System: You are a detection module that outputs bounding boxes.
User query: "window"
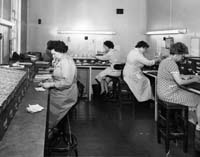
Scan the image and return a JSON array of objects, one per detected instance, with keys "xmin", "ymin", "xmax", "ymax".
[{"xmin": 0, "ymin": 0, "xmax": 21, "ymax": 64}]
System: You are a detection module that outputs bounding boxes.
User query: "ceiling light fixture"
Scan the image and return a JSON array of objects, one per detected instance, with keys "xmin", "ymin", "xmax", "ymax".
[
  {"xmin": 145, "ymin": 28, "xmax": 187, "ymax": 35},
  {"xmin": 57, "ymin": 30, "xmax": 116, "ymax": 35}
]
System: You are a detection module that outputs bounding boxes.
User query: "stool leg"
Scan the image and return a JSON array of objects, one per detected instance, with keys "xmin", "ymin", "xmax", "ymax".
[
  {"xmin": 157, "ymin": 123, "xmax": 161, "ymax": 143},
  {"xmin": 117, "ymin": 80, "xmax": 122, "ymax": 106},
  {"xmin": 74, "ymin": 148, "xmax": 78, "ymax": 157},
  {"xmin": 112, "ymin": 80, "xmax": 116, "ymax": 98},
  {"xmin": 165, "ymin": 108, "xmax": 170, "ymax": 154},
  {"xmin": 67, "ymin": 115, "xmax": 79, "ymax": 157},
  {"xmin": 157, "ymin": 105, "xmax": 161, "ymax": 144},
  {"xmin": 183, "ymin": 108, "xmax": 188, "ymax": 153}
]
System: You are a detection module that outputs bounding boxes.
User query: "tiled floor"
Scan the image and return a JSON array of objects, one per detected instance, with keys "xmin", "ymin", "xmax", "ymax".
[{"xmin": 51, "ymin": 98, "xmax": 200, "ymax": 157}]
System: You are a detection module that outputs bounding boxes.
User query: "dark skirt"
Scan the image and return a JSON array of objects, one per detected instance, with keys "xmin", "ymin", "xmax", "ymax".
[{"xmin": 48, "ymin": 83, "xmax": 78, "ymax": 129}]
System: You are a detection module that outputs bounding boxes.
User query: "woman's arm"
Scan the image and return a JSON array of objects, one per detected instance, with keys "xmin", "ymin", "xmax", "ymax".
[
  {"xmin": 96, "ymin": 51, "xmax": 112, "ymax": 61},
  {"xmin": 138, "ymin": 54, "xmax": 155, "ymax": 66},
  {"xmin": 180, "ymin": 74, "xmax": 195, "ymax": 80},
  {"xmin": 172, "ymin": 72, "xmax": 200, "ymax": 85},
  {"xmin": 53, "ymin": 60, "xmax": 76, "ymax": 89},
  {"xmin": 41, "ymin": 59, "xmax": 76, "ymax": 89}
]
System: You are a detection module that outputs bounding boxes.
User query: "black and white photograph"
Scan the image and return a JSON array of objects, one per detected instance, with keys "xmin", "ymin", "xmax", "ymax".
[{"xmin": 0, "ymin": 0, "xmax": 200, "ymax": 157}]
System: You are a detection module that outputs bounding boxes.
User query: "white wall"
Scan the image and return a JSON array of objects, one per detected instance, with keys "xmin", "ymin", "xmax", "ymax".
[
  {"xmin": 146, "ymin": 0, "xmax": 200, "ymax": 57},
  {"xmin": 27, "ymin": 0, "xmax": 147, "ymax": 59}
]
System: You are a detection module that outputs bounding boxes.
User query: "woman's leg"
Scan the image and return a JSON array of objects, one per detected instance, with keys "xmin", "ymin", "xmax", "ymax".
[
  {"xmin": 100, "ymin": 80, "xmax": 105, "ymax": 94},
  {"xmin": 196, "ymin": 104, "xmax": 200, "ymax": 130},
  {"xmin": 95, "ymin": 75, "xmax": 105, "ymax": 94},
  {"xmin": 103, "ymin": 79, "xmax": 108, "ymax": 94}
]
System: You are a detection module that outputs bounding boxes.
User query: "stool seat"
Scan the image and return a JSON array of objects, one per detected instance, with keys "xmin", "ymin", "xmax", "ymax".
[
  {"xmin": 158, "ymin": 99, "xmax": 188, "ymax": 109},
  {"xmin": 104, "ymin": 64, "xmax": 134, "ymax": 104},
  {"xmin": 157, "ymin": 99, "xmax": 188, "ymax": 154},
  {"xmin": 106, "ymin": 75, "xmax": 120, "ymax": 79}
]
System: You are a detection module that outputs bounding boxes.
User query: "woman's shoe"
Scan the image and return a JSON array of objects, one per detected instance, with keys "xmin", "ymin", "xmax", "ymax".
[
  {"xmin": 195, "ymin": 130, "xmax": 200, "ymax": 151},
  {"xmin": 100, "ymin": 90, "xmax": 106, "ymax": 95},
  {"xmin": 48, "ymin": 127, "xmax": 59, "ymax": 140},
  {"xmin": 195, "ymin": 129, "xmax": 200, "ymax": 139}
]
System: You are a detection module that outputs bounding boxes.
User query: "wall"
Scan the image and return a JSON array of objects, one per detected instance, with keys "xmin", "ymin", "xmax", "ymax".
[
  {"xmin": 21, "ymin": 0, "xmax": 27, "ymax": 53},
  {"xmin": 146, "ymin": 0, "xmax": 200, "ymax": 57},
  {"xmin": 27, "ymin": 0, "xmax": 147, "ymax": 59}
]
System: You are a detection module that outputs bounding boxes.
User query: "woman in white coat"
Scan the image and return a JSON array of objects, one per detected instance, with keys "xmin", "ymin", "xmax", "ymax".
[
  {"xmin": 123, "ymin": 41, "xmax": 159, "ymax": 102},
  {"xmin": 95, "ymin": 41, "xmax": 123, "ymax": 94}
]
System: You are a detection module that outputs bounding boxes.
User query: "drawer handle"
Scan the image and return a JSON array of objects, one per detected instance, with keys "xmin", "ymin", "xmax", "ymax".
[
  {"xmin": 9, "ymin": 109, "xmax": 13, "ymax": 118},
  {"xmin": 15, "ymin": 102, "xmax": 18, "ymax": 110},
  {"xmin": 3, "ymin": 118, "xmax": 8, "ymax": 130}
]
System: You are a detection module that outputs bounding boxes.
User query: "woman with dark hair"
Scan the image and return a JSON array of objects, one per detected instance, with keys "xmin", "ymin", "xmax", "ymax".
[
  {"xmin": 123, "ymin": 40, "xmax": 160, "ymax": 102},
  {"xmin": 43, "ymin": 40, "xmax": 54, "ymax": 62},
  {"xmin": 157, "ymin": 42, "xmax": 200, "ymax": 132},
  {"xmin": 40, "ymin": 40, "xmax": 78, "ymax": 129},
  {"xmin": 95, "ymin": 40, "xmax": 123, "ymax": 94}
]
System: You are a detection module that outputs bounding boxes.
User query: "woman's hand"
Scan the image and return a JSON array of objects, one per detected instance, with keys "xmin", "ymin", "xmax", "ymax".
[
  {"xmin": 195, "ymin": 75, "xmax": 200, "ymax": 82},
  {"xmin": 154, "ymin": 57, "xmax": 161, "ymax": 63},
  {"xmin": 191, "ymin": 75, "xmax": 200, "ymax": 83},
  {"xmin": 182, "ymin": 75, "xmax": 200, "ymax": 82},
  {"xmin": 181, "ymin": 75, "xmax": 193, "ymax": 80},
  {"xmin": 40, "ymin": 82, "xmax": 55, "ymax": 89},
  {"xmin": 91, "ymin": 55, "xmax": 97, "ymax": 59},
  {"xmin": 38, "ymin": 81, "xmax": 43, "ymax": 87}
]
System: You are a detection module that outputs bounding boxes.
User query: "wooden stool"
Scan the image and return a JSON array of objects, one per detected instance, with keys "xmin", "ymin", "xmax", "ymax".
[
  {"xmin": 106, "ymin": 75, "xmax": 122, "ymax": 103},
  {"xmin": 45, "ymin": 89, "xmax": 78, "ymax": 157},
  {"xmin": 106, "ymin": 64, "xmax": 134, "ymax": 105},
  {"xmin": 157, "ymin": 99, "xmax": 188, "ymax": 154},
  {"xmin": 47, "ymin": 110, "xmax": 78, "ymax": 156}
]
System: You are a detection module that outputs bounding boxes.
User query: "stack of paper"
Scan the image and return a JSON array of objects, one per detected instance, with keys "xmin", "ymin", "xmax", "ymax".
[
  {"xmin": 35, "ymin": 87, "xmax": 46, "ymax": 91},
  {"xmin": 34, "ymin": 74, "xmax": 52, "ymax": 82},
  {"xmin": 19, "ymin": 62, "xmax": 33, "ymax": 65},
  {"xmin": 26, "ymin": 104, "xmax": 44, "ymax": 113},
  {"xmin": 35, "ymin": 61, "xmax": 49, "ymax": 65}
]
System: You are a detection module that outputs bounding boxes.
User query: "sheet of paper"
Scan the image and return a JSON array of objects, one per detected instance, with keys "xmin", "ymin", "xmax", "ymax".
[
  {"xmin": 35, "ymin": 87, "xmax": 46, "ymax": 92},
  {"xmin": 26, "ymin": 104, "xmax": 44, "ymax": 113}
]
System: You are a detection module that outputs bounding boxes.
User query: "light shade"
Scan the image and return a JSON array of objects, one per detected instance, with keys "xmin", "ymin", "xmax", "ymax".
[
  {"xmin": 57, "ymin": 30, "xmax": 116, "ymax": 35},
  {"xmin": 145, "ymin": 28, "xmax": 187, "ymax": 35}
]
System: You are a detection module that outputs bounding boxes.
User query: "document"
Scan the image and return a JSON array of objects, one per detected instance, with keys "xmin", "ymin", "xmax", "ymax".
[
  {"xmin": 26, "ymin": 104, "xmax": 44, "ymax": 113},
  {"xmin": 35, "ymin": 87, "xmax": 46, "ymax": 92}
]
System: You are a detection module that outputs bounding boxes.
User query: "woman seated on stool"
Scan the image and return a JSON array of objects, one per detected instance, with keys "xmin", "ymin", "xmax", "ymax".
[
  {"xmin": 39, "ymin": 40, "xmax": 78, "ymax": 129},
  {"xmin": 123, "ymin": 40, "xmax": 160, "ymax": 102},
  {"xmin": 157, "ymin": 42, "xmax": 200, "ymax": 133},
  {"xmin": 95, "ymin": 40, "xmax": 123, "ymax": 95}
]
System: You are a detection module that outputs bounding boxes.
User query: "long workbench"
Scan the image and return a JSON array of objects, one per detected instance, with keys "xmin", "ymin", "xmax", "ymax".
[{"xmin": 0, "ymin": 83, "xmax": 48, "ymax": 157}]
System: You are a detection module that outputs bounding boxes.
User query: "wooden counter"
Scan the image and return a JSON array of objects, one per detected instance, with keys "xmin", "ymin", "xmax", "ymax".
[{"xmin": 0, "ymin": 83, "xmax": 48, "ymax": 157}]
